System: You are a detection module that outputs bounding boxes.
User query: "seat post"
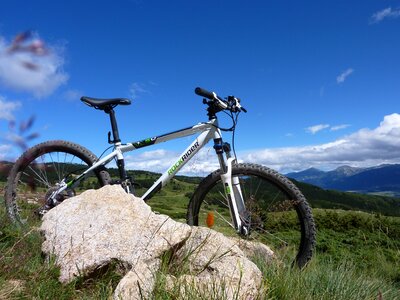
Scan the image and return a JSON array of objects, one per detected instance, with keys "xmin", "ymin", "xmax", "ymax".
[{"xmin": 106, "ymin": 107, "xmax": 121, "ymax": 144}]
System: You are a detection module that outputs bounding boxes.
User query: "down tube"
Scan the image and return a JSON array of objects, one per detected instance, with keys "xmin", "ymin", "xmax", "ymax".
[{"xmin": 141, "ymin": 129, "xmax": 214, "ymax": 201}]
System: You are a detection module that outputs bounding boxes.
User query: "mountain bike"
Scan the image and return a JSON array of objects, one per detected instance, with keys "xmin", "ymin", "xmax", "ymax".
[{"xmin": 4, "ymin": 87, "xmax": 316, "ymax": 268}]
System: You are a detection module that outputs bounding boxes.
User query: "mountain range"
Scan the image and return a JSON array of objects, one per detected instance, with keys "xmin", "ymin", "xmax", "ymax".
[{"xmin": 286, "ymin": 164, "xmax": 400, "ymax": 197}]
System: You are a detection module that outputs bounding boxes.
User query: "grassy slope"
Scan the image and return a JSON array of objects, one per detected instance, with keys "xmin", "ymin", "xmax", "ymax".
[
  {"xmin": 1, "ymin": 176, "xmax": 400, "ymax": 298},
  {"xmin": 129, "ymin": 170, "xmax": 400, "ymax": 217},
  {"xmin": 293, "ymin": 179, "xmax": 400, "ymax": 217}
]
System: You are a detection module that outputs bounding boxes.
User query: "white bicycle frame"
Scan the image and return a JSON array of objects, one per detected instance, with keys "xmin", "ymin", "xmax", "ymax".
[{"xmin": 61, "ymin": 118, "xmax": 247, "ymax": 233}]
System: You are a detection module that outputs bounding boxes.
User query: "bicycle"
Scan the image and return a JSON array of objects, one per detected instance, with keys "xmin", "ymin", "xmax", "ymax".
[{"xmin": 4, "ymin": 87, "xmax": 316, "ymax": 268}]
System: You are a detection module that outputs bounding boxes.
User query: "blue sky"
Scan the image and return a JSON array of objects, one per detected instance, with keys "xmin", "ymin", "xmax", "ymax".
[{"xmin": 1, "ymin": 1, "xmax": 400, "ymax": 174}]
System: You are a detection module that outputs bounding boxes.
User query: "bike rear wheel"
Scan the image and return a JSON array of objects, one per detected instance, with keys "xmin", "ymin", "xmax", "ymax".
[
  {"xmin": 187, "ymin": 163, "xmax": 316, "ymax": 268},
  {"xmin": 4, "ymin": 140, "xmax": 111, "ymax": 226}
]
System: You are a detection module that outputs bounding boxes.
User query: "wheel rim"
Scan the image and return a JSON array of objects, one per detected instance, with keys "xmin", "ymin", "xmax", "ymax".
[
  {"xmin": 194, "ymin": 172, "xmax": 305, "ymax": 266},
  {"xmin": 11, "ymin": 150, "xmax": 98, "ymax": 225}
]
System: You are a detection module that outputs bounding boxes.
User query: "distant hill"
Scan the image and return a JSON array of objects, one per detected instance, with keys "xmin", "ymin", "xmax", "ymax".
[
  {"xmin": 118, "ymin": 169, "xmax": 400, "ymax": 217},
  {"xmin": 286, "ymin": 164, "xmax": 400, "ymax": 197},
  {"xmin": 293, "ymin": 180, "xmax": 400, "ymax": 217},
  {"xmin": 120, "ymin": 169, "xmax": 400, "ymax": 217},
  {"xmin": 1, "ymin": 161, "xmax": 399, "ymax": 216}
]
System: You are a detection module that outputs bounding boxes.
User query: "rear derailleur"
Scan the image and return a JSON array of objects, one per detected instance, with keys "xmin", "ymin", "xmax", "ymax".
[{"xmin": 35, "ymin": 185, "xmax": 75, "ymax": 217}]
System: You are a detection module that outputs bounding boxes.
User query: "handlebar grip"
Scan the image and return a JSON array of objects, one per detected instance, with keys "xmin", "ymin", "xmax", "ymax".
[{"xmin": 195, "ymin": 87, "xmax": 215, "ymax": 100}]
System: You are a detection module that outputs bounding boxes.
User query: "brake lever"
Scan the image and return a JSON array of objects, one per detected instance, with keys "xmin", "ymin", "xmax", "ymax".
[
  {"xmin": 228, "ymin": 96, "xmax": 248, "ymax": 113},
  {"xmin": 213, "ymin": 92, "xmax": 229, "ymax": 110}
]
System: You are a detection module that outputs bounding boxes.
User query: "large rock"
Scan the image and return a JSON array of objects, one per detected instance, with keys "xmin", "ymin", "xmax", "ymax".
[
  {"xmin": 162, "ymin": 227, "xmax": 265, "ymax": 299},
  {"xmin": 41, "ymin": 185, "xmax": 191, "ymax": 284},
  {"xmin": 41, "ymin": 185, "xmax": 274, "ymax": 299}
]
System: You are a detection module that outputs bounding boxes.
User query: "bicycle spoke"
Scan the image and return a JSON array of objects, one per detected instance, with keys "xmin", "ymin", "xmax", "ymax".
[
  {"xmin": 192, "ymin": 166, "xmax": 311, "ymax": 266},
  {"xmin": 40, "ymin": 156, "xmax": 52, "ymax": 187},
  {"xmin": 253, "ymin": 177, "xmax": 262, "ymax": 196},
  {"xmin": 249, "ymin": 222, "xmax": 290, "ymax": 245},
  {"xmin": 203, "ymin": 198, "xmax": 233, "ymax": 228},
  {"xmin": 24, "ymin": 168, "xmax": 51, "ymax": 188},
  {"xmin": 49, "ymin": 152, "xmax": 61, "ymax": 182},
  {"xmin": 217, "ymin": 191, "xmax": 230, "ymax": 208},
  {"xmin": 60, "ymin": 152, "xmax": 66, "ymax": 180},
  {"xmin": 5, "ymin": 141, "xmax": 112, "ymax": 227}
]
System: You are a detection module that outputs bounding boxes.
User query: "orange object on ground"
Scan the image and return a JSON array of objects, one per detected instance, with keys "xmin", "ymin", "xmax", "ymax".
[{"xmin": 206, "ymin": 211, "xmax": 215, "ymax": 228}]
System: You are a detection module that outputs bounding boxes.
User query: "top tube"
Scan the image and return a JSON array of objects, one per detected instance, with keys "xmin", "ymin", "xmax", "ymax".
[{"xmin": 119, "ymin": 120, "xmax": 219, "ymax": 153}]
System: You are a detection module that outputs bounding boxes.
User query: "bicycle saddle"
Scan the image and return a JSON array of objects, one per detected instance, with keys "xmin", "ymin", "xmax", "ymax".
[{"xmin": 81, "ymin": 96, "xmax": 131, "ymax": 110}]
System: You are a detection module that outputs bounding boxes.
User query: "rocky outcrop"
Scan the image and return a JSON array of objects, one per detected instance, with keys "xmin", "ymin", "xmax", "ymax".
[
  {"xmin": 162, "ymin": 227, "xmax": 265, "ymax": 299},
  {"xmin": 41, "ymin": 185, "xmax": 274, "ymax": 299},
  {"xmin": 41, "ymin": 185, "xmax": 191, "ymax": 284}
]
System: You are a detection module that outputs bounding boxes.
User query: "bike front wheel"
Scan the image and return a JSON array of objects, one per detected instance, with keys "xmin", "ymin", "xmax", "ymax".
[
  {"xmin": 4, "ymin": 140, "xmax": 111, "ymax": 226},
  {"xmin": 187, "ymin": 163, "xmax": 316, "ymax": 268}
]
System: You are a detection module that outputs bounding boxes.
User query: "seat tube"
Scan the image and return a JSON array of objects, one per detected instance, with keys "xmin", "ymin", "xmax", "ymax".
[
  {"xmin": 115, "ymin": 146, "xmax": 133, "ymax": 193},
  {"xmin": 108, "ymin": 109, "xmax": 121, "ymax": 143},
  {"xmin": 106, "ymin": 108, "xmax": 130, "ymax": 190}
]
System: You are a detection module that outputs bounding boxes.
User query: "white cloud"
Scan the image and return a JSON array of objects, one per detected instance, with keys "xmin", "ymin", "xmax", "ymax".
[
  {"xmin": 370, "ymin": 7, "xmax": 400, "ymax": 24},
  {"xmin": 120, "ymin": 114, "xmax": 400, "ymax": 175},
  {"xmin": 129, "ymin": 82, "xmax": 148, "ymax": 100},
  {"xmin": 0, "ymin": 144, "xmax": 13, "ymax": 160},
  {"xmin": 306, "ymin": 124, "xmax": 330, "ymax": 134},
  {"xmin": 242, "ymin": 113, "xmax": 400, "ymax": 173},
  {"xmin": 124, "ymin": 147, "xmax": 219, "ymax": 175},
  {"xmin": 306, "ymin": 123, "xmax": 350, "ymax": 134},
  {"xmin": 63, "ymin": 89, "xmax": 84, "ymax": 102},
  {"xmin": 336, "ymin": 68, "xmax": 354, "ymax": 84},
  {"xmin": 330, "ymin": 124, "xmax": 350, "ymax": 131},
  {"xmin": 0, "ymin": 33, "xmax": 68, "ymax": 98},
  {"xmin": 0, "ymin": 96, "xmax": 21, "ymax": 121}
]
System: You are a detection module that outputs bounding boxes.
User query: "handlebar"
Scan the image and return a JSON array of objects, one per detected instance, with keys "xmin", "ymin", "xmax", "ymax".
[
  {"xmin": 195, "ymin": 87, "xmax": 247, "ymax": 113},
  {"xmin": 195, "ymin": 87, "xmax": 214, "ymax": 100}
]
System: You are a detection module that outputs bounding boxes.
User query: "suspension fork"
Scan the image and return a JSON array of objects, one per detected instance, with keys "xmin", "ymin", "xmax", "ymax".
[{"xmin": 213, "ymin": 139, "xmax": 249, "ymax": 235}]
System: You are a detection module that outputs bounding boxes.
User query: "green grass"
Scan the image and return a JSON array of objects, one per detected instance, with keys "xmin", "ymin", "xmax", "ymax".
[
  {"xmin": 1, "ymin": 177, "xmax": 400, "ymax": 299},
  {"xmin": 146, "ymin": 179, "xmax": 194, "ymax": 221},
  {"xmin": 0, "ymin": 195, "xmax": 125, "ymax": 299},
  {"xmin": 256, "ymin": 257, "xmax": 400, "ymax": 300},
  {"xmin": 313, "ymin": 209, "xmax": 400, "ymax": 285}
]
